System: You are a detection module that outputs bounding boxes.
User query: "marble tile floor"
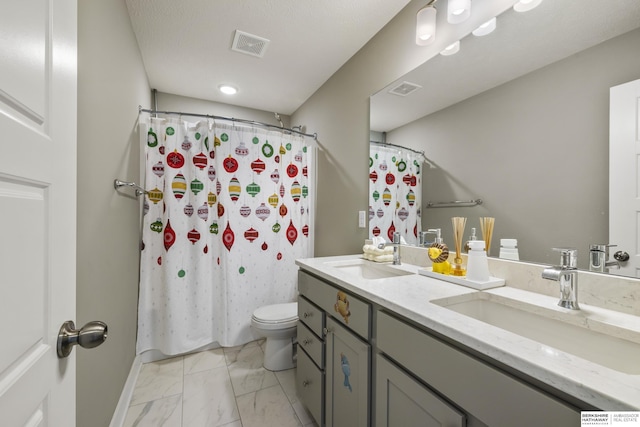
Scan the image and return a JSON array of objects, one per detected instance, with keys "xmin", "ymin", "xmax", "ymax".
[{"xmin": 124, "ymin": 339, "xmax": 319, "ymax": 427}]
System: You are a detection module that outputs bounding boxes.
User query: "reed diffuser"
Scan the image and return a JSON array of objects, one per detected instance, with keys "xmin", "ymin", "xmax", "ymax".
[
  {"xmin": 451, "ymin": 217, "xmax": 467, "ymax": 276},
  {"xmin": 479, "ymin": 217, "xmax": 495, "ymax": 256}
]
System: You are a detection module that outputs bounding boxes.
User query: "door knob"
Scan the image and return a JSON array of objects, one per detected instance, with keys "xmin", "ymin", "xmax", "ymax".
[{"xmin": 57, "ymin": 320, "xmax": 108, "ymax": 358}]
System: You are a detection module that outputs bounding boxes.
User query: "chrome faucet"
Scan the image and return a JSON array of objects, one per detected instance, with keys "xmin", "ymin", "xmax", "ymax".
[
  {"xmin": 419, "ymin": 228, "xmax": 441, "ymax": 247},
  {"xmin": 541, "ymin": 248, "xmax": 580, "ymax": 310},
  {"xmin": 378, "ymin": 232, "xmax": 401, "ymax": 265},
  {"xmin": 589, "ymin": 244, "xmax": 620, "ymax": 273}
]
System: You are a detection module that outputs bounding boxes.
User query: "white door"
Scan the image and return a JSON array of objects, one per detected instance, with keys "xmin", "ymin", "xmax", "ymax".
[
  {"xmin": 0, "ymin": 1, "xmax": 78, "ymax": 425},
  {"xmin": 610, "ymin": 78, "xmax": 640, "ymax": 278}
]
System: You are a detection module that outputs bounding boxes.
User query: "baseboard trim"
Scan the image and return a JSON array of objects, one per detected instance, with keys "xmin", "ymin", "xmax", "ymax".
[{"xmin": 109, "ymin": 355, "xmax": 143, "ymax": 427}]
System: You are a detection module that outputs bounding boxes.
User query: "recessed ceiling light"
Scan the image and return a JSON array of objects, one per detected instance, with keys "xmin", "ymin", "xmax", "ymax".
[
  {"xmin": 514, "ymin": 0, "xmax": 543, "ymax": 12},
  {"xmin": 440, "ymin": 41, "xmax": 460, "ymax": 56},
  {"xmin": 219, "ymin": 85, "xmax": 237, "ymax": 95},
  {"xmin": 472, "ymin": 17, "xmax": 497, "ymax": 36}
]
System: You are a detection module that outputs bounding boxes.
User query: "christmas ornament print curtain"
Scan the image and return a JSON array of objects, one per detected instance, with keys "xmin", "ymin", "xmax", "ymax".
[
  {"xmin": 137, "ymin": 117, "xmax": 314, "ymax": 355},
  {"xmin": 369, "ymin": 144, "xmax": 422, "ymax": 245}
]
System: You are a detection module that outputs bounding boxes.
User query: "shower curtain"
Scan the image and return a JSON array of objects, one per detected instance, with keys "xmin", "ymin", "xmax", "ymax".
[
  {"xmin": 137, "ymin": 116, "xmax": 314, "ymax": 355},
  {"xmin": 369, "ymin": 144, "xmax": 422, "ymax": 245}
]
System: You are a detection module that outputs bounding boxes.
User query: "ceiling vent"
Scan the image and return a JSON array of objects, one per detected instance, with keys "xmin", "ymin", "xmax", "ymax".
[
  {"xmin": 231, "ymin": 30, "xmax": 270, "ymax": 58},
  {"xmin": 388, "ymin": 81, "xmax": 422, "ymax": 97}
]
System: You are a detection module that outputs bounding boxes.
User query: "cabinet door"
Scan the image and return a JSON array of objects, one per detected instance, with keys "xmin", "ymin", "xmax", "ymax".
[
  {"xmin": 325, "ymin": 317, "xmax": 370, "ymax": 427},
  {"xmin": 376, "ymin": 355, "xmax": 465, "ymax": 427}
]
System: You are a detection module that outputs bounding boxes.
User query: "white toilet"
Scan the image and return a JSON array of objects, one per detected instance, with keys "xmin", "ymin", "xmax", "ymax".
[{"xmin": 251, "ymin": 302, "xmax": 298, "ymax": 371}]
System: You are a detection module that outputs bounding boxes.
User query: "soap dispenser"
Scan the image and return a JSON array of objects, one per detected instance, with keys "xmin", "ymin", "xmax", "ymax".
[
  {"xmin": 463, "ymin": 228, "xmax": 477, "ymax": 253},
  {"xmin": 466, "ymin": 240, "xmax": 490, "ymax": 282},
  {"xmin": 427, "ymin": 229, "xmax": 451, "ymax": 275}
]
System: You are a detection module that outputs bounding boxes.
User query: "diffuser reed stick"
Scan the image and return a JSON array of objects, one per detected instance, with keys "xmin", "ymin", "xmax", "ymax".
[
  {"xmin": 479, "ymin": 217, "xmax": 495, "ymax": 255},
  {"xmin": 451, "ymin": 216, "xmax": 467, "ymax": 264}
]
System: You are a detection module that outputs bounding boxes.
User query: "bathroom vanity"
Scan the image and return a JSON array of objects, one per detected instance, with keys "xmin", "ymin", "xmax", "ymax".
[
  {"xmin": 295, "ymin": 254, "xmax": 640, "ymax": 426},
  {"xmin": 297, "ymin": 269, "xmax": 371, "ymax": 426}
]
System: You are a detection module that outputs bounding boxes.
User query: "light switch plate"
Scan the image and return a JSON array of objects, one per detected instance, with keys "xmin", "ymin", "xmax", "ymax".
[{"xmin": 358, "ymin": 210, "xmax": 366, "ymax": 228}]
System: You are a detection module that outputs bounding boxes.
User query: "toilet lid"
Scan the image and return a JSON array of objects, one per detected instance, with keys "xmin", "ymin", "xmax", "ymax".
[{"xmin": 252, "ymin": 302, "xmax": 298, "ymax": 324}]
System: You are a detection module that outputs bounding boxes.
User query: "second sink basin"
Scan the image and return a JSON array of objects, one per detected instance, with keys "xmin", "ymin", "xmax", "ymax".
[
  {"xmin": 432, "ymin": 292, "xmax": 640, "ymax": 375},
  {"xmin": 325, "ymin": 259, "xmax": 413, "ymax": 280}
]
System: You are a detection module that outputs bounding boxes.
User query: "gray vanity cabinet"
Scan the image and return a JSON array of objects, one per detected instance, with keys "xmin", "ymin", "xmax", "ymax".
[
  {"xmin": 297, "ymin": 271, "xmax": 371, "ymax": 426},
  {"xmin": 376, "ymin": 354, "xmax": 465, "ymax": 427},
  {"xmin": 376, "ymin": 310, "xmax": 581, "ymax": 426}
]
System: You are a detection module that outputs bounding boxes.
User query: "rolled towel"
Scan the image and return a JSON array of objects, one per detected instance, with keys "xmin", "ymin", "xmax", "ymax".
[
  {"xmin": 372, "ymin": 236, "xmax": 385, "ymax": 247},
  {"xmin": 373, "ymin": 254, "xmax": 394, "ymax": 263}
]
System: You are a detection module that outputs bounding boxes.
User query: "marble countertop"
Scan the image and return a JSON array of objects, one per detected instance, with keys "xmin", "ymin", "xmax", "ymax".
[{"xmin": 296, "ymin": 254, "xmax": 640, "ymax": 411}]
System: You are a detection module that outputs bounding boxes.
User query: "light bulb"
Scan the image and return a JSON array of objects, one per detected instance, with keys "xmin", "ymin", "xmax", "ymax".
[
  {"xmin": 416, "ymin": 5, "xmax": 437, "ymax": 46},
  {"xmin": 219, "ymin": 85, "xmax": 237, "ymax": 95},
  {"xmin": 448, "ymin": 0, "xmax": 470, "ymax": 24},
  {"xmin": 440, "ymin": 40, "xmax": 460, "ymax": 56},
  {"xmin": 472, "ymin": 17, "xmax": 497, "ymax": 36},
  {"xmin": 514, "ymin": 0, "xmax": 543, "ymax": 12}
]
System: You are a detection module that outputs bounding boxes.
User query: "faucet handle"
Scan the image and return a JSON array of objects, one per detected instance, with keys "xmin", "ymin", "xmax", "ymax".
[
  {"xmin": 392, "ymin": 232, "xmax": 401, "ymax": 244},
  {"xmin": 552, "ymin": 247, "xmax": 577, "ymax": 268},
  {"xmin": 589, "ymin": 244, "xmax": 616, "ymax": 252}
]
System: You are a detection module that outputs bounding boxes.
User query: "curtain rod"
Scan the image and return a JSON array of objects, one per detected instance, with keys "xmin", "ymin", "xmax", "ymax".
[
  {"xmin": 369, "ymin": 140, "xmax": 434, "ymax": 167},
  {"xmin": 139, "ymin": 106, "xmax": 317, "ymax": 140}
]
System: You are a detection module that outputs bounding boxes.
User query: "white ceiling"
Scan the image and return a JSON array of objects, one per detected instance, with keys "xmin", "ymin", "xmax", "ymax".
[
  {"xmin": 125, "ymin": 0, "xmax": 640, "ymax": 125},
  {"xmin": 371, "ymin": 0, "xmax": 640, "ymax": 132},
  {"xmin": 125, "ymin": 0, "xmax": 412, "ymax": 115}
]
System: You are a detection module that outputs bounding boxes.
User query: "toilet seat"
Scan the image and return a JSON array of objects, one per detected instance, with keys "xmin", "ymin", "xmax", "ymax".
[{"xmin": 252, "ymin": 302, "xmax": 298, "ymax": 330}]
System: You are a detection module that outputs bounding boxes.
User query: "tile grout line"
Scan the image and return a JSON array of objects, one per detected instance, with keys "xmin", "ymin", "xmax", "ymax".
[
  {"xmin": 181, "ymin": 355, "xmax": 185, "ymax": 427},
  {"xmin": 225, "ymin": 346, "xmax": 244, "ymax": 427}
]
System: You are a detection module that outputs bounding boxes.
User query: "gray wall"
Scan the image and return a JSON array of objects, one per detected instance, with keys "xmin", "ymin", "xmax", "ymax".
[
  {"xmin": 387, "ymin": 28, "xmax": 640, "ymax": 268},
  {"xmin": 291, "ymin": 0, "xmax": 438, "ymax": 256},
  {"xmin": 77, "ymin": 1, "xmax": 150, "ymax": 426},
  {"xmin": 290, "ymin": 0, "xmax": 511, "ymax": 256},
  {"xmin": 156, "ymin": 92, "xmax": 291, "ymax": 128}
]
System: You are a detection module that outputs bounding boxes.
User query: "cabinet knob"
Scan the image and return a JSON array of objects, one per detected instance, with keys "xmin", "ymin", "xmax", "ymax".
[
  {"xmin": 302, "ymin": 380, "xmax": 310, "ymax": 387},
  {"xmin": 303, "ymin": 312, "xmax": 311, "ymax": 318},
  {"xmin": 302, "ymin": 338, "xmax": 312, "ymax": 345},
  {"xmin": 322, "ymin": 327, "xmax": 333, "ymax": 337}
]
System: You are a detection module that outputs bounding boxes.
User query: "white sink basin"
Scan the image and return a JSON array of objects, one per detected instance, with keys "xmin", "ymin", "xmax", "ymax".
[
  {"xmin": 432, "ymin": 292, "xmax": 640, "ymax": 374},
  {"xmin": 325, "ymin": 259, "xmax": 414, "ymax": 280}
]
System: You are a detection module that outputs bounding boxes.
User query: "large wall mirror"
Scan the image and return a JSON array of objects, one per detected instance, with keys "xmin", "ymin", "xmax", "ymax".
[{"xmin": 370, "ymin": 0, "xmax": 640, "ymax": 276}]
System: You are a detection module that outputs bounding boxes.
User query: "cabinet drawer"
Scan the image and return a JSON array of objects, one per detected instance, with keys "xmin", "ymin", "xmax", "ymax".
[
  {"xmin": 298, "ymin": 321, "xmax": 324, "ymax": 368},
  {"xmin": 297, "ymin": 345, "xmax": 324, "ymax": 427},
  {"xmin": 377, "ymin": 310, "xmax": 580, "ymax": 426},
  {"xmin": 298, "ymin": 295, "xmax": 324, "ymax": 337},
  {"xmin": 298, "ymin": 270, "xmax": 371, "ymax": 339}
]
